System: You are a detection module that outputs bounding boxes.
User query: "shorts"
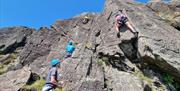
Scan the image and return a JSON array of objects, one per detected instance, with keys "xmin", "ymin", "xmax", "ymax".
[
  {"xmin": 118, "ymin": 17, "xmax": 128, "ymax": 26},
  {"xmin": 42, "ymin": 85, "xmax": 55, "ymax": 91},
  {"xmin": 65, "ymin": 52, "xmax": 72, "ymax": 58}
]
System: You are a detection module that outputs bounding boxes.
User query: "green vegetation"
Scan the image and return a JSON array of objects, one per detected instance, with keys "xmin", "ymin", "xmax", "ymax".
[
  {"xmin": 74, "ymin": 42, "xmax": 79, "ymax": 45},
  {"xmin": 126, "ymin": 1, "xmax": 144, "ymax": 6},
  {"xmin": 10, "ymin": 53, "xmax": 17, "ymax": 59},
  {"xmin": 97, "ymin": 56, "xmax": 111, "ymax": 67},
  {"xmin": 56, "ymin": 88, "xmax": 63, "ymax": 91},
  {"xmin": 0, "ymin": 64, "xmax": 4, "ymax": 75},
  {"xmin": 102, "ymin": 57, "xmax": 110, "ymax": 65},
  {"xmin": 0, "ymin": 52, "xmax": 18, "ymax": 75},
  {"xmin": 158, "ymin": 12, "xmax": 180, "ymax": 29},
  {"xmin": 0, "ymin": 64, "xmax": 3, "ymax": 69},
  {"xmin": 23, "ymin": 77, "xmax": 62, "ymax": 91},
  {"xmin": 174, "ymin": 82, "xmax": 180, "ymax": 91},
  {"xmin": 0, "ymin": 54, "xmax": 3, "ymax": 59},
  {"xmin": 85, "ymin": 42, "xmax": 92, "ymax": 49},
  {"xmin": 162, "ymin": 74, "xmax": 180, "ymax": 90},
  {"xmin": 133, "ymin": 70, "xmax": 152, "ymax": 84},
  {"xmin": 134, "ymin": 70, "xmax": 180, "ymax": 91},
  {"xmin": 23, "ymin": 77, "xmax": 46, "ymax": 91},
  {"xmin": 0, "ymin": 65, "xmax": 7, "ymax": 75},
  {"xmin": 3, "ymin": 59, "xmax": 12, "ymax": 65},
  {"xmin": 133, "ymin": 70, "xmax": 167, "ymax": 91},
  {"xmin": 163, "ymin": 74, "xmax": 174, "ymax": 84},
  {"xmin": 97, "ymin": 59, "xmax": 105, "ymax": 66},
  {"xmin": 3, "ymin": 53, "xmax": 17, "ymax": 65}
]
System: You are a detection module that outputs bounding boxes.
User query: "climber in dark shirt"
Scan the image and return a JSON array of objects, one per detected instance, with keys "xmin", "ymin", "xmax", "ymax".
[{"xmin": 42, "ymin": 59, "xmax": 64, "ymax": 91}]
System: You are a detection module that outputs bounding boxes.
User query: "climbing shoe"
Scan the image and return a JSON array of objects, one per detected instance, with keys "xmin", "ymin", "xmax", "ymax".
[
  {"xmin": 117, "ymin": 32, "xmax": 120, "ymax": 38},
  {"xmin": 134, "ymin": 32, "xmax": 138, "ymax": 37}
]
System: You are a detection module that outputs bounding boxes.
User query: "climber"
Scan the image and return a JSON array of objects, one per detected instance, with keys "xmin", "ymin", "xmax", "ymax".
[
  {"xmin": 115, "ymin": 10, "xmax": 138, "ymax": 37},
  {"xmin": 65, "ymin": 41, "xmax": 75, "ymax": 58},
  {"xmin": 82, "ymin": 16, "xmax": 90, "ymax": 24},
  {"xmin": 42, "ymin": 59, "xmax": 64, "ymax": 91}
]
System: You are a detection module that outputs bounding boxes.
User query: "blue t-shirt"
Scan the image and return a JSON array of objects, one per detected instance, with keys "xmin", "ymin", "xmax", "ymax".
[
  {"xmin": 45, "ymin": 67, "xmax": 58, "ymax": 88},
  {"xmin": 66, "ymin": 44, "xmax": 75, "ymax": 54}
]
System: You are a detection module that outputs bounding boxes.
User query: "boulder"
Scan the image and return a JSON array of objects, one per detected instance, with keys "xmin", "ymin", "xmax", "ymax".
[
  {"xmin": 104, "ymin": 66, "xmax": 144, "ymax": 91},
  {"xmin": 0, "ymin": 67, "xmax": 31, "ymax": 91}
]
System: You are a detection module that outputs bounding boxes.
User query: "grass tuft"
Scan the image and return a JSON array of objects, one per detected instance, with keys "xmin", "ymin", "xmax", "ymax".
[
  {"xmin": 23, "ymin": 77, "xmax": 46, "ymax": 91},
  {"xmin": 23, "ymin": 77, "xmax": 63, "ymax": 91},
  {"xmin": 85, "ymin": 42, "xmax": 92, "ymax": 49},
  {"xmin": 133, "ymin": 70, "xmax": 152, "ymax": 84},
  {"xmin": 97, "ymin": 59, "xmax": 105, "ymax": 66}
]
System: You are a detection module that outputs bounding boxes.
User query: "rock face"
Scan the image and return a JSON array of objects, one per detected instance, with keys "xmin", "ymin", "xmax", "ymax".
[
  {"xmin": 19, "ymin": 28, "xmax": 61, "ymax": 66},
  {"xmin": 147, "ymin": 0, "xmax": 180, "ymax": 30},
  {"xmin": 0, "ymin": 26, "xmax": 34, "ymax": 77},
  {"xmin": 105, "ymin": 0, "xmax": 180, "ymax": 80},
  {"xmin": 0, "ymin": 67, "xmax": 31, "ymax": 91},
  {"xmin": 0, "ymin": 26, "xmax": 34, "ymax": 54},
  {"xmin": 104, "ymin": 67, "xmax": 144, "ymax": 91},
  {"xmin": 0, "ymin": 0, "xmax": 180, "ymax": 91}
]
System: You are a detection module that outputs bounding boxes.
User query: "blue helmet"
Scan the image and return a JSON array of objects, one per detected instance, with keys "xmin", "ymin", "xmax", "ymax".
[
  {"xmin": 51, "ymin": 59, "xmax": 60, "ymax": 66},
  {"xmin": 68, "ymin": 41, "xmax": 73, "ymax": 45}
]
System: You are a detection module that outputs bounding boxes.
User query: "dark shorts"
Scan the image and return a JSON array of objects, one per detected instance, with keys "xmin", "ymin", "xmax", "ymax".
[
  {"xmin": 65, "ymin": 52, "xmax": 72, "ymax": 58},
  {"xmin": 118, "ymin": 17, "xmax": 128, "ymax": 26}
]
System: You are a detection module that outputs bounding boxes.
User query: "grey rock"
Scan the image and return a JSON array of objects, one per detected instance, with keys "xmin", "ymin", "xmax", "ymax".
[
  {"xmin": 1, "ymin": 0, "xmax": 180, "ymax": 91},
  {"xmin": 0, "ymin": 67, "xmax": 31, "ymax": 91},
  {"xmin": 167, "ymin": 83, "xmax": 176, "ymax": 91},
  {"xmin": 0, "ymin": 26, "xmax": 34, "ymax": 54},
  {"xmin": 103, "ymin": 0, "xmax": 180, "ymax": 80},
  {"xmin": 144, "ymin": 84, "xmax": 152, "ymax": 91},
  {"xmin": 104, "ymin": 66, "xmax": 144, "ymax": 91},
  {"xmin": 19, "ymin": 29, "xmax": 61, "ymax": 66},
  {"xmin": 25, "ymin": 16, "xmax": 105, "ymax": 91},
  {"xmin": 147, "ymin": 0, "xmax": 180, "ymax": 30}
]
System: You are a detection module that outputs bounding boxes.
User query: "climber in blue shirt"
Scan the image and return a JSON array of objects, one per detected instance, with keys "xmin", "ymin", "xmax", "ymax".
[{"xmin": 65, "ymin": 41, "xmax": 75, "ymax": 58}]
